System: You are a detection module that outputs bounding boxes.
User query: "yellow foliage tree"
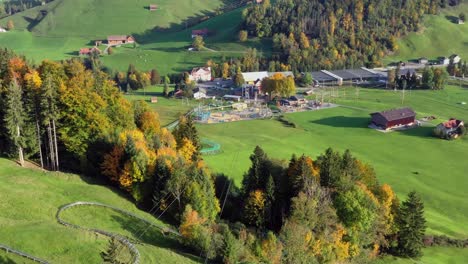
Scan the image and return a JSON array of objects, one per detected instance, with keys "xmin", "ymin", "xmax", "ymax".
[
  {"xmin": 179, "ymin": 137, "xmax": 197, "ymax": 162},
  {"xmin": 24, "ymin": 70, "xmax": 42, "ymax": 90},
  {"xmin": 243, "ymin": 189, "xmax": 265, "ymax": 227}
]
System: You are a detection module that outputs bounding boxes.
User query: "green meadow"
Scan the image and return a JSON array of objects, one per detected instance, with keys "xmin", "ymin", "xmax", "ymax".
[
  {"xmin": 0, "ymin": 0, "xmax": 262, "ymax": 75},
  {"xmin": 0, "ymin": 159, "xmax": 199, "ymax": 264},
  {"xmin": 198, "ymin": 85, "xmax": 468, "ymax": 240},
  {"xmin": 386, "ymin": 4, "xmax": 468, "ymax": 64}
]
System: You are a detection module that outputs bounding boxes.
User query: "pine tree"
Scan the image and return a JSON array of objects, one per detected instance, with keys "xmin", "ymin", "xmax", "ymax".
[
  {"xmin": 40, "ymin": 74, "xmax": 59, "ymax": 170},
  {"xmin": 101, "ymin": 237, "xmax": 123, "ymax": 263},
  {"xmin": 396, "ymin": 191, "xmax": 426, "ymax": 258},
  {"xmin": 163, "ymin": 76, "xmax": 170, "ymax": 97},
  {"xmin": 4, "ymin": 80, "xmax": 26, "ymax": 166}
]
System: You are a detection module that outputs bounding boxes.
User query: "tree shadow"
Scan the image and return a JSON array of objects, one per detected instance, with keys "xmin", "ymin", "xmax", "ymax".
[
  {"xmin": 445, "ymin": 15, "xmax": 459, "ymax": 24},
  {"xmin": 310, "ymin": 116, "xmax": 370, "ymax": 128},
  {"xmin": 396, "ymin": 126, "xmax": 436, "ymax": 138},
  {"xmin": 0, "ymin": 255, "xmax": 16, "ymax": 264},
  {"xmin": 110, "ymin": 215, "xmax": 203, "ymax": 263}
]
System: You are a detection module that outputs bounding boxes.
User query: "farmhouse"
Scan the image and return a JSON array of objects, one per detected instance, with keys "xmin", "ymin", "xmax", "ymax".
[
  {"xmin": 79, "ymin": 47, "xmax": 101, "ymax": 56},
  {"xmin": 149, "ymin": 4, "xmax": 158, "ymax": 11},
  {"xmin": 189, "ymin": 67, "xmax": 211, "ymax": 82},
  {"xmin": 439, "ymin": 56, "xmax": 450, "ymax": 65},
  {"xmin": 0, "ymin": 27, "xmax": 7, "ymax": 33},
  {"xmin": 107, "ymin": 35, "xmax": 135, "ymax": 45},
  {"xmin": 418, "ymin": 57, "xmax": 429, "ymax": 64},
  {"xmin": 450, "ymin": 54, "xmax": 461, "ymax": 64},
  {"xmin": 434, "ymin": 119, "xmax": 465, "ymax": 139},
  {"xmin": 193, "ymin": 88, "xmax": 207, "ymax": 99},
  {"xmin": 191, "ymin": 28, "xmax": 209, "ymax": 38},
  {"xmin": 242, "ymin": 71, "xmax": 269, "ymax": 89},
  {"xmin": 370, "ymin": 107, "xmax": 416, "ymax": 130}
]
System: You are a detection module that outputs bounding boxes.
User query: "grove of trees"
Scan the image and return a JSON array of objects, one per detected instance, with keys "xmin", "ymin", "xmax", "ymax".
[
  {"xmin": 241, "ymin": 0, "xmax": 461, "ymax": 72},
  {"xmin": 0, "ymin": 49, "xmax": 428, "ymax": 263}
]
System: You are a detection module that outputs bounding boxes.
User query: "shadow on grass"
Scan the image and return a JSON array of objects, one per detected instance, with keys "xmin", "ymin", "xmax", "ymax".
[
  {"xmin": 310, "ymin": 116, "xmax": 369, "ymax": 128},
  {"xmin": 396, "ymin": 126, "xmax": 436, "ymax": 138},
  {"xmin": 0, "ymin": 255, "xmax": 15, "ymax": 264},
  {"xmin": 445, "ymin": 15, "xmax": 459, "ymax": 24},
  {"xmin": 111, "ymin": 215, "xmax": 203, "ymax": 263}
]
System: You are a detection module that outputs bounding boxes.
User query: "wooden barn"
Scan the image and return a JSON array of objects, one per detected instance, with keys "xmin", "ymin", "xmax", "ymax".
[
  {"xmin": 370, "ymin": 107, "xmax": 416, "ymax": 130},
  {"xmin": 107, "ymin": 35, "xmax": 135, "ymax": 45}
]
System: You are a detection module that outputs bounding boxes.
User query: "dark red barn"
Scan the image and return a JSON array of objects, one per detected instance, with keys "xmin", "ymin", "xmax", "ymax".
[{"xmin": 370, "ymin": 107, "xmax": 416, "ymax": 129}]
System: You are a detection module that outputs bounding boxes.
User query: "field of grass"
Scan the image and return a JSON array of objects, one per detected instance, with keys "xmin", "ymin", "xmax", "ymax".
[
  {"xmin": 0, "ymin": 158, "xmax": 200, "ymax": 264},
  {"xmin": 123, "ymin": 86, "xmax": 196, "ymax": 126},
  {"xmin": 386, "ymin": 3, "xmax": 468, "ymax": 64},
  {"xmin": 198, "ymin": 85, "xmax": 468, "ymax": 241},
  {"xmin": 375, "ymin": 247, "xmax": 468, "ymax": 264},
  {"xmin": 0, "ymin": 1, "xmax": 261, "ymax": 75}
]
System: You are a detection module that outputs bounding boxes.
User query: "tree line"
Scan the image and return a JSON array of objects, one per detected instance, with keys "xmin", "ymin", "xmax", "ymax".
[
  {"xmin": 0, "ymin": 49, "xmax": 427, "ymax": 263},
  {"xmin": 241, "ymin": 0, "xmax": 460, "ymax": 72},
  {"xmin": 179, "ymin": 146, "xmax": 427, "ymax": 263},
  {"xmin": 0, "ymin": 0, "xmax": 54, "ymax": 18}
]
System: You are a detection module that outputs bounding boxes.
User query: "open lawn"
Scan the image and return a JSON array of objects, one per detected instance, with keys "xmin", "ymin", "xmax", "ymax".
[
  {"xmin": 0, "ymin": 1, "xmax": 261, "ymax": 75},
  {"xmin": 375, "ymin": 247, "xmax": 468, "ymax": 264},
  {"xmin": 386, "ymin": 3, "xmax": 468, "ymax": 64},
  {"xmin": 0, "ymin": 159, "xmax": 200, "ymax": 264},
  {"xmin": 198, "ymin": 85, "xmax": 468, "ymax": 241},
  {"xmin": 123, "ymin": 86, "xmax": 196, "ymax": 126}
]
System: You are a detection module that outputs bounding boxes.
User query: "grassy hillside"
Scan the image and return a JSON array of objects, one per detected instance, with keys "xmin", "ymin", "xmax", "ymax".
[
  {"xmin": 0, "ymin": 1, "xmax": 259, "ymax": 75},
  {"xmin": 0, "ymin": 0, "xmax": 227, "ymax": 37},
  {"xmin": 0, "ymin": 158, "xmax": 200, "ymax": 264},
  {"xmin": 0, "ymin": 0, "xmax": 264, "ymax": 74},
  {"xmin": 385, "ymin": 3, "xmax": 468, "ymax": 64},
  {"xmin": 198, "ymin": 85, "xmax": 468, "ymax": 239}
]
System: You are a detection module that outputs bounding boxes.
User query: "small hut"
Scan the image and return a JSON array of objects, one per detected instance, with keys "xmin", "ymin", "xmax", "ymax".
[
  {"xmin": 433, "ymin": 119, "xmax": 465, "ymax": 140},
  {"xmin": 149, "ymin": 4, "xmax": 158, "ymax": 11},
  {"xmin": 150, "ymin": 97, "xmax": 158, "ymax": 103}
]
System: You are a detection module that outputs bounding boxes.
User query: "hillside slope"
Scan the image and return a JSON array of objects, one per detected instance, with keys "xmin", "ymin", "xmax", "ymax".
[
  {"xmin": 0, "ymin": 0, "xmax": 229, "ymax": 36},
  {"xmin": 386, "ymin": 3, "xmax": 468, "ymax": 63},
  {"xmin": 0, "ymin": 158, "xmax": 199, "ymax": 264}
]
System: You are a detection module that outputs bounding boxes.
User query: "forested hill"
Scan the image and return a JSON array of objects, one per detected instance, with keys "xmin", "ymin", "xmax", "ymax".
[{"xmin": 242, "ymin": 0, "xmax": 461, "ymax": 72}]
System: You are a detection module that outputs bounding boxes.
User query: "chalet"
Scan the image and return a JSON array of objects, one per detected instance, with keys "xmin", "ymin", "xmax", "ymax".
[
  {"xmin": 189, "ymin": 67, "xmax": 211, "ymax": 82},
  {"xmin": 107, "ymin": 35, "xmax": 135, "ymax": 45},
  {"xmin": 418, "ymin": 57, "xmax": 429, "ymax": 64},
  {"xmin": 193, "ymin": 88, "xmax": 207, "ymax": 99},
  {"xmin": 242, "ymin": 71, "xmax": 269, "ymax": 90},
  {"xmin": 434, "ymin": 119, "xmax": 465, "ymax": 139},
  {"xmin": 149, "ymin": 4, "xmax": 158, "ymax": 11},
  {"xmin": 79, "ymin": 47, "xmax": 101, "ymax": 56},
  {"xmin": 191, "ymin": 28, "xmax": 209, "ymax": 38},
  {"xmin": 439, "ymin": 57, "xmax": 450, "ymax": 65},
  {"xmin": 450, "ymin": 54, "xmax": 461, "ymax": 64},
  {"xmin": 370, "ymin": 107, "xmax": 416, "ymax": 130},
  {"xmin": 0, "ymin": 27, "xmax": 7, "ymax": 33}
]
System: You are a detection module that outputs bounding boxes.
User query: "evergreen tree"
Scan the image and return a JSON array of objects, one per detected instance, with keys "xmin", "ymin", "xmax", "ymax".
[
  {"xmin": 396, "ymin": 191, "xmax": 426, "ymax": 258},
  {"xmin": 150, "ymin": 69, "xmax": 161, "ymax": 85},
  {"xmin": 242, "ymin": 146, "xmax": 269, "ymax": 195},
  {"xmin": 421, "ymin": 67, "xmax": 434, "ymax": 89},
  {"xmin": 101, "ymin": 237, "xmax": 123, "ymax": 263},
  {"xmin": 40, "ymin": 74, "xmax": 60, "ymax": 170},
  {"xmin": 163, "ymin": 76, "xmax": 170, "ymax": 97},
  {"xmin": 4, "ymin": 80, "xmax": 26, "ymax": 166}
]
